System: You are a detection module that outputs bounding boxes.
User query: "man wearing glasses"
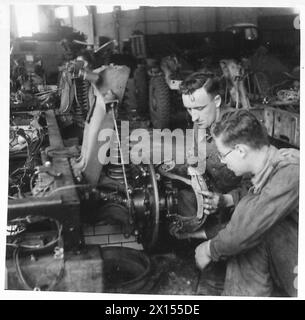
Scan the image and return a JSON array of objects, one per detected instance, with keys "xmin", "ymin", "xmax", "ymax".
[
  {"xmin": 168, "ymin": 72, "xmax": 250, "ymax": 295},
  {"xmin": 195, "ymin": 110, "xmax": 299, "ymax": 296}
]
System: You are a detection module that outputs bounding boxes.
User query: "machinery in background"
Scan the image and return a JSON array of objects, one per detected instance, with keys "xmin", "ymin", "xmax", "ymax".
[
  {"xmin": 128, "ymin": 29, "xmax": 300, "ymax": 148},
  {"xmin": 7, "ymin": 52, "xmax": 212, "ymax": 291},
  {"xmin": 57, "ymin": 58, "xmax": 208, "ymax": 250},
  {"xmin": 126, "ymin": 14, "xmax": 299, "ymax": 131},
  {"xmin": 10, "ymin": 44, "xmax": 60, "ymax": 112},
  {"xmin": 219, "ymin": 58, "xmax": 300, "ymax": 148}
]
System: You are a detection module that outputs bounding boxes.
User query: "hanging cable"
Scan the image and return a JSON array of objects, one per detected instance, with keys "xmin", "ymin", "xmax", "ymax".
[
  {"xmin": 110, "ymin": 106, "xmax": 131, "ymax": 206},
  {"xmin": 8, "ymin": 217, "xmax": 65, "ymax": 291}
]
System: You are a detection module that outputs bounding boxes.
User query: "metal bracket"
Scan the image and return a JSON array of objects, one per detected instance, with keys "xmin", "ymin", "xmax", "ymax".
[
  {"xmin": 35, "ymin": 165, "xmax": 62, "ymax": 178},
  {"xmin": 187, "ymin": 166, "xmax": 208, "ymax": 220}
]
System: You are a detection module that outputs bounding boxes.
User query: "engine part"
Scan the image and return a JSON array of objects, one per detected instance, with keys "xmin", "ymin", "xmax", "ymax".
[
  {"xmin": 73, "ymin": 78, "xmax": 90, "ymax": 127},
  {"xmin": 71, "ymin": 64, "xmax": 131, "ymax": 186},
  {"xmin": 276, "ymin": 89, "xmax": 299, "ymax": 103},
  {"xmin": 106, "ymin": 121, "xmax": 132, "ymax": 183},
  {"xmin": 220, "ymin": 59, "xmax": 251, "ymax": 109},
  {"xmin": 157, "ymin": 164, "xmax": 209, "ymax": 233},
  {"xmin": 8, "ymin": 110, "xmax": 81, "ymax": 250}
]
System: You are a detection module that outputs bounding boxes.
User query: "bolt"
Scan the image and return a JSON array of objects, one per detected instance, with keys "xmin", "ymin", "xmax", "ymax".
[
  {"xmin": 44, "ymin": 161, "xmax": 51, "ymax": 167},
  {"xmin": 30, "ymin": 254, "xmax": 37, "ymax": 262}
]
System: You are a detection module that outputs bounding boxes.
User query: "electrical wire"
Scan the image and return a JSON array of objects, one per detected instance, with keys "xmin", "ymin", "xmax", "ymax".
[
  {"xmin": 32, "ymin": 179, "xmax": 55, "ymax": 197},
  {"xmin": 111, "ymin": 108, "xmax": 131, "ymax": 205},
  {"xmin": 47, "ymin": 184, "xmax": 90, "ymax": 197},
  {"xmin": 9, "ymin": 126, "xmax": 45, "ymax": 199},
  {"xmin": 9, "ymin": 217, "xmax": 65, "ymax": 291},
  {"xmin": 13, "ymin": 242, "xmax": 65, "ymax": 291},
  {"xmin": 7, "ymin": 219, "xmax": 63, "ymax": 251}
]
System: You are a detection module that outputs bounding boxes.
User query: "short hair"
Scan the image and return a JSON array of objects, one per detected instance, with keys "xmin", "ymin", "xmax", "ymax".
[
  {"xmin": 179, "ymin": 72, "xmax": 220, "ymax": 97},
  {"xmin": 211, "ymin": 110, "xmax": 270, "ymax": 149}
]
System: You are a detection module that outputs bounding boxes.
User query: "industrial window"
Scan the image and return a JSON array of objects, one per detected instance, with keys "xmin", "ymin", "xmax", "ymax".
[
  {"xmin": 121, "ymin": 5, "xmax": 139, "ymax": 11},
  {"xmin": 244, "ymin": 28, "xmax": 258, "ymax": 40},
  {"xmin": 73, "ymin": 5, "xmax": 88, "ymax": 17},
  {"xmin": 54, "ymin": 6, "xmax": 69, "ymax": 19},
  {"xmin": 15, "ymin": 5, "xmax": 39, "ymax": 37},
  {"xmin": 96, "ymin": 5, "xmax": 114, "ymax": 14},
  {"xmin": 97, "ymin": 4, "xmax": 139, "ymax": 13}
]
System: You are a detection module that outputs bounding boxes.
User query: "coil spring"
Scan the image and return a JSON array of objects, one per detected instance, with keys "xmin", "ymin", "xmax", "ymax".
[
  {"xmin": 106, "ymin": 121, "xmax": 132, "ymax": 183},
  {"xmin": 74, "ymin": 78, "xmax": 90, "ymax": 127}
]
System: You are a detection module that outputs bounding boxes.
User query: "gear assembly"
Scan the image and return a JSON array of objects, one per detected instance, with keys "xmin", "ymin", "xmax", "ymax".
[{"xmin": 7, "ymin": 45, "xmax": 212, "ymax": 293}]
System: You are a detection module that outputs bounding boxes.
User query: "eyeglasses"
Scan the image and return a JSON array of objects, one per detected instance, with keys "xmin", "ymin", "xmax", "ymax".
[{"xmin": 217, "ymin": 148, "xmax": 235, "ymax": 161}]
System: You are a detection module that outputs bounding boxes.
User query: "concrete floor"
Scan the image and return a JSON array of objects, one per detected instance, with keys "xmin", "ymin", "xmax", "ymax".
[{"xmin": 133, "ymin": 239, "xmax": 226, "ymax": 296}]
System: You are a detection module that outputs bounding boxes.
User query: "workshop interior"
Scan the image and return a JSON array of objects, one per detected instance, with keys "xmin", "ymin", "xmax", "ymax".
[{"xmin": 6, "ymin": 4, "xmax": 300, "ymax": 295}]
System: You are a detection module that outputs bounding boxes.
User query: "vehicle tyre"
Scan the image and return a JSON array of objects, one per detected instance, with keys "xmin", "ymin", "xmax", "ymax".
[
  {"xmin": 149, "ymin": 76, "xmax": 171, "ymax": 129},
  {"xmin": 134, "ymin": 65, "xmax": 149, "ymax": 117}
]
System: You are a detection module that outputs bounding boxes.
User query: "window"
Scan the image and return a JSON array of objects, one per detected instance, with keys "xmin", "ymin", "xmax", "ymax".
[
  {"xmin": 73, "ymin": 5, "xmax": 88, "ymax": 17},
  {"xmin": 97, "ymin": 4, "xmax": 139, "ymax": 13},
  {"xmin": 15, "ymin": 5, "xmax": 39, "ymax": 37},
  {"xmin": 96, "ymin": 5, "xmax": 114, "ymax": 14},
  {"xmin": 244, "ymin": 28, "xmax": 258, "ymax": 41},
  {"xmin": 54, "ymin": 6, "xmax": 69, "ymax": 19},
  {"xmin": 121, "ymin": 5, "xmax": 139, "ymax": 11}
]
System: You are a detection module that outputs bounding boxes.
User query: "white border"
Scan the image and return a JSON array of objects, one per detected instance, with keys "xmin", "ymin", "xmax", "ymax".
[{"xmin": 0, "ymin": 0, "xmax": 304, "ymax": 300}]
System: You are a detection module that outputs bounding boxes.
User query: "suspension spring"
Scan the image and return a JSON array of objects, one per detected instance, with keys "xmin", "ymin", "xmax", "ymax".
[
  {"xmin": 106, "ymin": 121, "xmax": 132, "ymax": 183},
  {"xmin": 74, "ymin": 78, "xmax": 90, "ymax": 127}
]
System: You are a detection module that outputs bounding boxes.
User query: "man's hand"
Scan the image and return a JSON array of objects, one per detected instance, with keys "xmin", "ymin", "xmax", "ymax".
[
  {"xmin": 199, "ymin": 190, "xmax": 222, "ymax": 215},
  {"xmin": 186, "ymin": 150, "xmax": 198, "ymax": 166},
  {"xmin": 169, "ymin": 223, "xmax": 192, "ymax": 239},
  {"xmin": 169, "ymin": 222, "xmax": 207, "ymax": 240},
  {"xmin": 195, "ymin": 240, "xmax": 212, "ymax": 270}
]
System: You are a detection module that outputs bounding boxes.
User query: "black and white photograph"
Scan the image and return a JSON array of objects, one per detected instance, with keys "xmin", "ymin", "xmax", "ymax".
[{"xmin": 1, "ymin": 1, "xmax": 302, "ymax": 300}]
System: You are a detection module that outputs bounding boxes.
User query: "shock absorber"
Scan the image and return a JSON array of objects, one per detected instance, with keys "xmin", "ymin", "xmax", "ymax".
[
  {"xmin": 73, "ymin": 78, "xmax": 90, "ymax": 127},
  {"xmin": 106, "ymin": 120, "xmax": 132, "ymax": 183}
]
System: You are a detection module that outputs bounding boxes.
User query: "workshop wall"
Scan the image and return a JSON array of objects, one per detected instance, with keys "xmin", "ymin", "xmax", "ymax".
[
  {"xmin": 65, "ymin": 6, "xmax": 297, "ymax": 46},
  {"xmin": 215, "ymin": 7, "xmax": 297, "ymax": 30},
  {"xmin": 215, "ymin": 7, "xmax": 257, "ymax": 30},
  {"xmin": 73, "ymin": 16, "xmax": 93, "ymax": 42},
  {"xmin": 93, "ymin": 7, "xmax": 217, "ymax": 41},
  {"xmin": 10, "ymin": 5, "xmax": 297, "ymax": 42}
]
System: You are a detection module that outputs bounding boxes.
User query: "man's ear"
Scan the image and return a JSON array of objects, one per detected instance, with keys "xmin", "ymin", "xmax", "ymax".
[
  {"xmin": 214, "ymin": 94, "xmax": 222, "ymax": 108},
  {"xmin": 236, "ymin": 144, "xmax": 249, "ymax": 158}
]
